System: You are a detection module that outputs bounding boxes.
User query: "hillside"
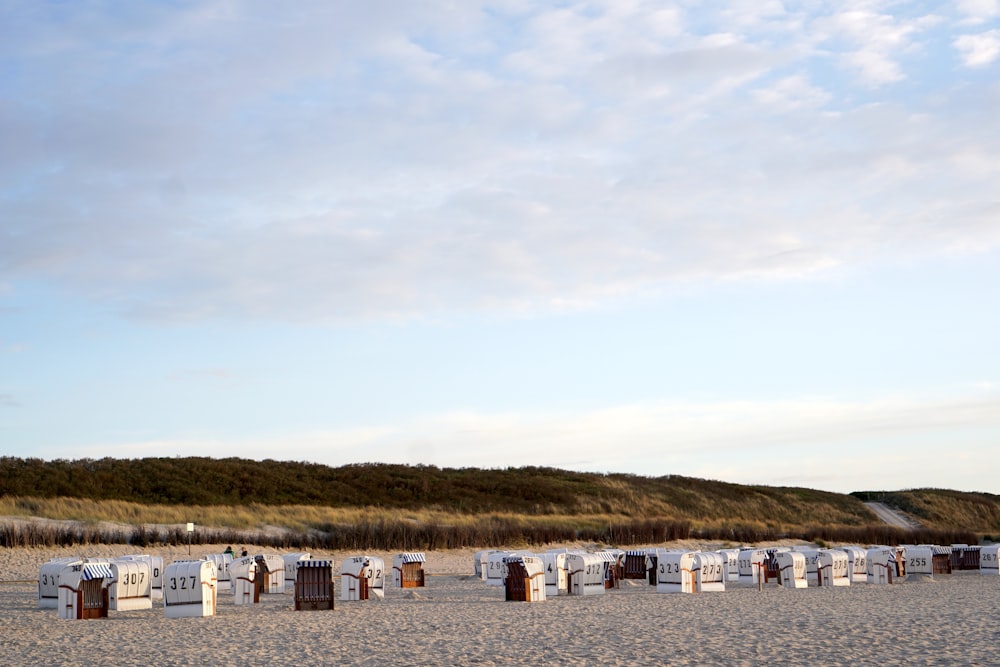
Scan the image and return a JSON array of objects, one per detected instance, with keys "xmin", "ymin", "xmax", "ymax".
[
  {"xmin": 851, "ymin": 489, "xmax": 1000, "ymax": 535},
  {"xmin": 1, "ymin": 456, "xmax": 872, "ymax": 524},
  {"xmin": 1, "ymin": 457, "xmax": 996, "ymax": 548}
]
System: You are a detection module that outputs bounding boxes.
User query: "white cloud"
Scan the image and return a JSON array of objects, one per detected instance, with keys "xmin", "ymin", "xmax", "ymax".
[
  {"xmin": 814, "ymin": 8, "xmax": 940, "ymax": 86},
  {"xmin": 2, "ymin": 2, "xmax": 999, "ymax": 325},
  {"xmin": 57, "ymin": 393, "xmax": 1000, "ymax": 493},
  {"xmin": 954, "ymin": 30, "xmax": 1000, "ymax": 66},
  {"xmin": 751, "ymin": 74, "xmax": 832, "ymax": 112},
  {"xmin": 843, "ymin": 48, "xmax": 905, "ymax": 86},
  {"xmin": 956, "ymin": 0, "xmax": 1000, "ymax": 24}
]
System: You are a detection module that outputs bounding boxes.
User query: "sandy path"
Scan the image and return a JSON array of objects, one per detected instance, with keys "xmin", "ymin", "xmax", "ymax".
[{"xmin": 863, "ymin": 502, "xmax": 923, "ymax": 530}]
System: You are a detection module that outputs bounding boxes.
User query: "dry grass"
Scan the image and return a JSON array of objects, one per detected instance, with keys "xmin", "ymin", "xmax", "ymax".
[
  {"xmin": 0, "ymin": 494, "xmax": 980, "ymax": 551},
  {"xmin": 2, "ymin": 461, "xmax": 996, "ymax": 548},
  {"xmin": 0, "ymin": 496, "xmax": 630, "ymax": 534},
  {"xmin": 868, "ymin": 489, "xmax": 1000, "ymax": 536}
]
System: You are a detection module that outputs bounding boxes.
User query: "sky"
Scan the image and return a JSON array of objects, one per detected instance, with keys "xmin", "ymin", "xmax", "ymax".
[{"xmin": 2, "ymin": 1, "xmax": 999, "ymax": 495}]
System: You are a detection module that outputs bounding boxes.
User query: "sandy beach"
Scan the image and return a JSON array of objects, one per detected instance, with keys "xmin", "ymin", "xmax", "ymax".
[{"xmin": 2, "ymin": 542, "xmax": 997, "ymax": 666}]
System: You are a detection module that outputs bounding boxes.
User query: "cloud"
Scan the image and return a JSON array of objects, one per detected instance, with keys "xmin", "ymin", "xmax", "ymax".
[
  {"xmin": 956, "ymin": 0, "xmax": 1000, "ymax": 25},
  {"xmin": 49, "ymin": 392, "xmax": 1000, "ymax": 493},
  {"xmin": 751, "ymin": 74, "xmax": 833, "ymax": 112},
  {"xmin": 954, "ymin": 30, "xmax": 1000, "ymax": 66},
  {"xmin": 2, "ymin": 2, "xmax": 998, "ymax": 324},
  {"xmin": 0, "ymin": 394, "xmax": 20, "ymax": 408},
  {"xmin": 814, "ymin": 8, "xmax": 940, "ymax": 86}
]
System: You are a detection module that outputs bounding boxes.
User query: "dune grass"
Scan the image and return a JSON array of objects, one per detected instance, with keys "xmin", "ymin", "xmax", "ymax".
[
  {"xmin": 0, "ymin": 494, "xmax": 979, "ymax": 551},
  {"xmin": 1, "ymin": 459, "xmax": 995, "ymax": 549}
]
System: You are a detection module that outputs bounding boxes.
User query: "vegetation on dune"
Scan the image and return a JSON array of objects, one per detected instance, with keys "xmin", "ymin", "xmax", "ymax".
[
  {"xmin": 851, "ymin": 488, "xmax": 1000, "ymax": 537},
  {"xmin": 0, "ymin": 457, "xmax": 994, "ymax": 549},
  {"xmin": 0, "ymin": 457, "xmax": 874, "ymax": 523}
]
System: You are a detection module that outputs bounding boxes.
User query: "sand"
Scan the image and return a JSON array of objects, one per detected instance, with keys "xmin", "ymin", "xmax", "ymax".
[{"xmin": 2, "ymin": 542, "xmax": 997, "ymax": 666}]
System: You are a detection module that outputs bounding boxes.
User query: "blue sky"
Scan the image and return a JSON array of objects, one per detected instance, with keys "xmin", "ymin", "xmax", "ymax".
[{"xmin": 2, "ymin": 1, "xmax": 999, "ymax": 494}]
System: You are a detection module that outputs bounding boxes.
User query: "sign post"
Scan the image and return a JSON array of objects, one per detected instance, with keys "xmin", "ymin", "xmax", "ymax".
[{"xmin": 187, "ymin": 522, "xmax": 195, "ymax": 556}]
